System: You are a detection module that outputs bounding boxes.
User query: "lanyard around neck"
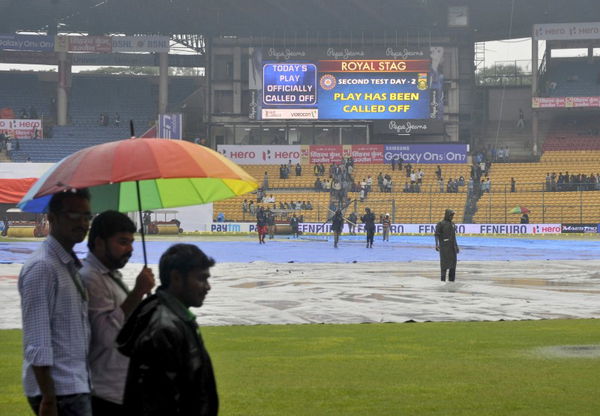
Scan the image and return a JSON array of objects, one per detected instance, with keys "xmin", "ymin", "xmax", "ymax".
[
  {"xmin": 108, "ymin": 271, "xmax": 130, "ymax": 295},
  {"xmin": 67, "ymin": 264, "xmax": 88, "ymax": 302}
]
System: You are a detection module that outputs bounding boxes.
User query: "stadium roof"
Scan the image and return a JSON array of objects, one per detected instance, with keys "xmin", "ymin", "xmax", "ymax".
[{"xmin": 0, "ymin": 0, "xmax": 598, "ymax": 42}]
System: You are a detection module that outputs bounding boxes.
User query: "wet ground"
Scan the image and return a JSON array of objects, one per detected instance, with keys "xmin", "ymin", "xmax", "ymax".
[
  {"xmin": 1, "ymin": 236, "xmax": 600, "ymax": 328},
  {"xmin": 2, "ymin": 235, "xmax": 600, "ymax": 264}
]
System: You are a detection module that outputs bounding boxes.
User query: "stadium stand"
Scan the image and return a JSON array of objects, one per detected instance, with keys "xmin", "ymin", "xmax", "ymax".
[
  {"xmin": 68, "ymin": 74, "xmax": 196, "ymax": 128},
  {"xmin": 69, "ymin": 75, "xmax": 156, "ymax": 127},
  {"xmin": 8, "ymin": 129, "xmax": 127, "ymax": 162},
  {"xmin": 473, "ymin": 149, "xmax": 600, "ymax": 224},
  {"xmin": 240, "ymin": 163, "xmax": 470, "ymax": 192},
  {"xmin": 479, "ymin": 159, "xmax": 600, "ymax": 191},
  {"xmin": 473, "ymin": 190, "xmax": 600, "ymax": 224},
  {"xmin": 541, "ymin": 116, "xmax": 600, "ymax": 152},
  {"xmin": 213, "ymin": 163, "xmax": 470, "ymax": 223},
  {"xmin": 1, "ymin": 71, "xmax": 199, "ymax": 162},
  {"xmin": 0, "ymin": 72, "xmax": 54, "ymax": 120},
  {"xmin": 544, "ymin": 58, "xmax": 600, "ymax": 97}
]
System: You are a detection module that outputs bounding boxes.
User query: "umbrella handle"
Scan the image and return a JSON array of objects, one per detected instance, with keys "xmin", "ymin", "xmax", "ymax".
[{"xmin": 136, "ymin": 180, "xmax": 148, "ymax": 267}]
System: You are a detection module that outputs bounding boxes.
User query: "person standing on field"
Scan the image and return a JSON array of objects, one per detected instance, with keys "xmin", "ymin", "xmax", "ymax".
[
  {"xmin": 435, "ymin": 209, "xmax": 459, "ymax": 282},
  {"xmin": 382, "ymin": 213, "xmax": 391, "ymax": 242},
  {"xmin": 331, "ymin": 209, "xmax": 344, "ymax": 248},
  {"xmin": 361, "ymin": 207, "xmax": 376, "ymax": 248}
]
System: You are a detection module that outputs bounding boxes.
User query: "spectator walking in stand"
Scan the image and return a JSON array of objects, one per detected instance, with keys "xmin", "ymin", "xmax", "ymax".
[{"xmin": 516, "ymin": 108, "xmax": 525, "ymax": 128}]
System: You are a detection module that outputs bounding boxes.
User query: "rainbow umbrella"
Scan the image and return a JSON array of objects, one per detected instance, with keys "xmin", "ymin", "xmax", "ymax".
[
  {"xmin": 508, "ymin": 206, "xmax": 530, "ymax": 214},
  {"xmin": 18, "ymin": 138, "xmax": 258, "ymax": 263}
]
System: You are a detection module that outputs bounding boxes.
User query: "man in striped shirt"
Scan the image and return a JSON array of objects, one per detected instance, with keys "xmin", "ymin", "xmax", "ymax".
[{"xmin": 19, "ymin": 189, "xmax": 93, "ymax": 416}]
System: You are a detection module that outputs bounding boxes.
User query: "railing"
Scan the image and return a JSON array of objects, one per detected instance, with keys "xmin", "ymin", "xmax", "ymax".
[
  {"xmin": 475, "ymin": 60, "xmax": 533, "ymax": 87},
  {"xmin": 238, "ymin": 191, "xmax": 467, "ymax": 224},
  {"xmin": 234, "ymin": 182, "xmax": 600, "ymax": 224},
  {"xmin": 476, "ymin": 181, "xmax": 600, "ymax": 223},
  {"xmin": 483, "ymin": 181, "xmax": 600, "ymax": 194}
]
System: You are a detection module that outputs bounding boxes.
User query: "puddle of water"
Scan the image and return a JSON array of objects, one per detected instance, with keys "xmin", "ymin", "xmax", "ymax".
[
  {"xmin": 231, "ymin": 281, "xmax": 278, "ymax": 288},
  {"xmin": 493, "ymin": 277, "xmax": 596, "ymax": 292},
  {"xmin": 534, "ymin": 345, "xmax": 600, "ymax": 358},
  {"xmin": 255, "ymin": 300, "xmax": 301, "ymax": 310}
]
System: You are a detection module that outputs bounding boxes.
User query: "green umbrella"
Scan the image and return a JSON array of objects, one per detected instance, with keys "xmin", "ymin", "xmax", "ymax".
[{"xmin": 508, "ymin": 206, "xmax": 530, "ymax": 214}]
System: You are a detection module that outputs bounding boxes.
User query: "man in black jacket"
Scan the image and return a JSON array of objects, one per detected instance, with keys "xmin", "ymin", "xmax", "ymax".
[
  {"xmin": 361, "ymin": 207, "xmax": 376, "ymax": 248},
  {"xmin": 117, "ymin": 244, "xmax": 218, "ymax": 416},
  {"xmin": 289, "ymin": 213, "xmax": 300, "ymax": 238},
  {"xmin": 330, "ymin": 209, "xmax": 344, "ymax": 248},
  {"xmin": 435, "ymin": 209, "xmax": 460, "ymax": 282}
]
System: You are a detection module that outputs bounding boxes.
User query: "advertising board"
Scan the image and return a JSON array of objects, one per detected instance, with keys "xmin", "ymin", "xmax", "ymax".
[
  {"xmin": 373, "ymin": 119, "xmax": 445, "ymax": 136},
  {"xmin": 532, "ymin": 96, "xmax": 600, "ymax": 109},
  {"xmin": 534, "ymin": 22, "xmax": 600, "ymax": 41},
  {"xmin": 0, "ymin": 34, "xmax": 54, "ymax": 52},
  {"xmin": 383, "ymin": 144, "xmax": 468, "ymax": 164},
  {"xmin": 561, "ymin": 224, "xmax": 598, "ymax": 233},
  {"xmin": 298, "ymin": 223, "xmax": 562, "ymax": 235},
  {"xmin": 55, "ymin": 36, "xmax": 112, "ymax": 53},
  {"xmin": 217, "ymin": 144, "xmax": 467, "ymax": 165},
  {"xmin": 208, "ymin": 222, "xmax": 563, "ymax": 235},
  {"xmin": 111, "ymin": 36, "xmax": 170, "ymax": 53},
  {"xmin": 218, "ymin": 145, "xmax": 303, "ymax": 165},
  {"xmin": 0, "ymin": 119, "xmax": 43, "ymax": 139}
]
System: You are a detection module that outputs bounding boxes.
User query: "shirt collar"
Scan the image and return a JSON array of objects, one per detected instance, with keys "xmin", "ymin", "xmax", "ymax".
[
  {"xmin": 47, "ymin": 235, "xmax": 81, "ymax": 267},
  {"xmin": 83, "ymin": 251, "xmax": 111, "ymax": 274},
  {"xmin": 157, "ymin": 288, "xmax": 197, "ymax": 323}
]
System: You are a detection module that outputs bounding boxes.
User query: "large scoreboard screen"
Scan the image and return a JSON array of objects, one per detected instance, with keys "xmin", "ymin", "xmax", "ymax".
[{"xmin": 253, "ymin": 46, "xmax": 445, "ymax": 121}]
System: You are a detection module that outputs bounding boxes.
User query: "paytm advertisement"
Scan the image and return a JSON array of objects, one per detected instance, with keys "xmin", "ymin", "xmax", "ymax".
[{"xmin": 252, "ymin": 46, "xmax": 445, "ymax": 121}]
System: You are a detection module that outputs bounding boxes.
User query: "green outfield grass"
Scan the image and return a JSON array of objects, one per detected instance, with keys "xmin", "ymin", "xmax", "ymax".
[{"xmin": 2, "ymin": 319, "xmax": 599, "ymax": 415}]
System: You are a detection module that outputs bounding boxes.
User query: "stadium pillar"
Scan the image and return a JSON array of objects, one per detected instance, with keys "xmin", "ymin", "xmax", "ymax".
[
  {"xmin": 233, "ymin": 46, "xmax": 242, "ymax": 114},
  {"xmin": 57, "ymin": 52, "xmax": 70, "ymax": 126},
  {"xmin": 531, "ymin": 38, "xmax": 539, "ymax": 155},
  {"xmin": 532, "ymin": 114, "xmax": 539, "ymax": 155},
  {"xmin": 158, "ymin": 52, "xmax": 169, "ymax": 114}
]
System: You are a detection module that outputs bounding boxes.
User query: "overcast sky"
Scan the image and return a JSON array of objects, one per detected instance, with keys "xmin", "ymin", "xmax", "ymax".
[{"xmin": 482, "ymin": 38, "xmax": 533, "ymax": 66}]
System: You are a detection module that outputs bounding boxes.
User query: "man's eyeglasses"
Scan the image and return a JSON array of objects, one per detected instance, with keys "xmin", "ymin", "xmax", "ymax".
[{"xmin": 60, "ymin": 211, "xmax": 94, "ymax": 221}]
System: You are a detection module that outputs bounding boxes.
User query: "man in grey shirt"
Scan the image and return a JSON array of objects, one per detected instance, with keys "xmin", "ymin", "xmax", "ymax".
[{"xmin": 81, "ymin": 211, "xmax": 155, "ymax": 415}]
